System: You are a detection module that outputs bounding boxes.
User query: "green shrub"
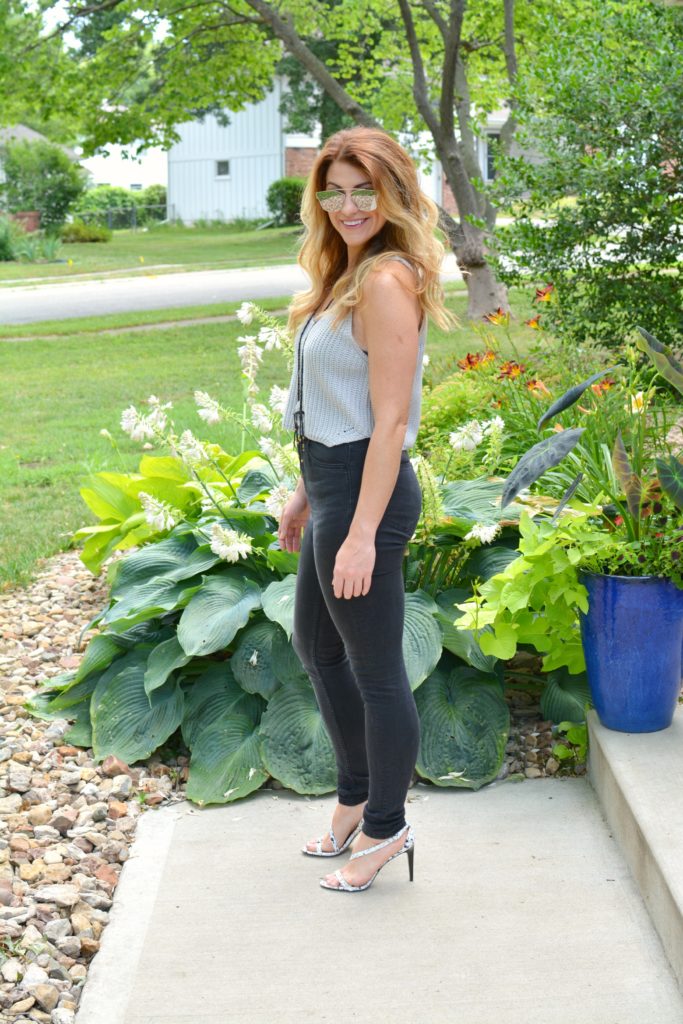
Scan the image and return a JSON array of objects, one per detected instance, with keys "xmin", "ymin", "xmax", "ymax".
[
  {"xmin": 0, "ymin": 213, "xmax": 27, "ymax": 261},
  {"xmin": 61, "ymin": 219, "xmax": 112, "ymax": 243},
  {"xmin": 0, "ymin": 139, "xmax": 88, "ymax": 234},
  {"xmin": 266, "ymin": 177, "xmax": 306, "ymax": 226},
  {"xmin": 73, "ymin": 185, "xmax": 139, "ymax": 229}
]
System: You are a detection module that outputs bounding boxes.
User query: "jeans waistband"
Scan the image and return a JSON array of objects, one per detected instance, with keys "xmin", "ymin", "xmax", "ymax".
[{"xmin": 304, "ymin": 436, "xmax": 411, "ymax": 460}]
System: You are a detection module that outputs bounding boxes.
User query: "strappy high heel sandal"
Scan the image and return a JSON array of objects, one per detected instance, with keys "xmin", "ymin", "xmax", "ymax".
[
  {"xmin": 301, "ymin": 817, "xmax": 365, "ymax": 858},
  {"xmin": 319, "ymin": 823, "xmax": 415, "ymax": 892}
]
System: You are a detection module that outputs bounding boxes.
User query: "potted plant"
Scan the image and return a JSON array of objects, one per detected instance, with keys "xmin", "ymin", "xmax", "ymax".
[{"xmin": 466, "ymin": 326, "xmax": 683, "ymax": 733}]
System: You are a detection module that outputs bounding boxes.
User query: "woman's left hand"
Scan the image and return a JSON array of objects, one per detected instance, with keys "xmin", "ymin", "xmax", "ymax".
[{"xmin": 332, "ymin": 534, "xmax": 376, "ymax": 599}]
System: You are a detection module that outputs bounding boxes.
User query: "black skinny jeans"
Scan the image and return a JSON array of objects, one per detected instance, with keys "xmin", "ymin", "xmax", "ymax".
[{"xmin": 291, "ymin": 436, "xmax": 423, "ymax": 840}]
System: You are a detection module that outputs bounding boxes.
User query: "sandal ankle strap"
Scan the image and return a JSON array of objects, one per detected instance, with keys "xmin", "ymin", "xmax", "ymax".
[{"xmin": 349, "ymin": 823, "xmax": 410, "ymax": 860}]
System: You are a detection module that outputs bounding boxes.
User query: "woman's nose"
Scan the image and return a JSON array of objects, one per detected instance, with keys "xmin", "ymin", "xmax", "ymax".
[{"xmin": 341, "ymin": 193, "xmax": 359, "ymax": 215}]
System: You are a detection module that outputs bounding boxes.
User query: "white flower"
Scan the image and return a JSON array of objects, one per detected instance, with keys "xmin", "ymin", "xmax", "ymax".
[
  {"xmin": 258, "ymin": 325, "xmax": 284, "ymax": 351},
  {"xmin": 248, "ymin": 649, "xmax": 259, "ymax": 666},
  {"xmin": 210, "ymin": 523, "xmax": 253, "ymax": 562},
  {"xmin": 139, "ymin": 491, "xmax": 180, "ymax": 532},
  {"xmin": 258, "ymin": 436, "xmax": 276, "ymax": 459},
  {"xmin": 269, "ymin": 384, "xmax": 290, "ymax": 416},
  {"xmin": 250, "ymin": 402, "xmax": 273, "ymax": 434},
  {"xmin": 422, "ymin": 353, "xmax": 430, "ymax": 367},
  {"xmin": 146, "ymin": 394, "xmax": 172, "ymax": 412},
  {"xmin": 173, "ymin": 429, "xmax": 209, "ymax": 465},
  {"xmin": 236, "ymin": 301, "xmax": 257, "ymax": 325},
  {"xmin": 464, "ymin": 522, "xmax": 501, "ymax": 544},
  {"xmin": 629, "ymin": 391, "xmax": 646, "ymax": 414},
  {"xmin": 449, "ymin": 420, "xmax": 486, "ymax": 452},
  {"xmin": 484, "ymin": 415, "xmax": 505, "ymax": 434},
  {"xmin": 194, "ymin": 390, "xmax": 221, "ymax": 425},
  {"xmin": 120, "ymin": 405, "xmax": 156, "ymax": 441},
  {"xmin": 100, "ymin": 428, "xmax": 112, "ymax": 439},
  {"xmin": 265, "ymin": 483, "xmax": 293, "ymax": 519}
]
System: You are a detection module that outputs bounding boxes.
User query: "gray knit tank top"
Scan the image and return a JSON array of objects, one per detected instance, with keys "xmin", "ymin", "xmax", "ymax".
[{"xmin": 282, "ymin": 256, "xmax": 427, "ymax": 450}]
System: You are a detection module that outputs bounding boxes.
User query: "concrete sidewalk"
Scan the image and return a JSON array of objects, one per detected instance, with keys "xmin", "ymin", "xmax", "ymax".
[{"xmin": 74, "ymin": 775, "xmax": 683, "ymax": 1024}]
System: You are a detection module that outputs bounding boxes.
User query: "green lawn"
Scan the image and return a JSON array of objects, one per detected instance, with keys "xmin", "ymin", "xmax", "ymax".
[
  {"xmin": 0, "ymin": 224, "xmax": 306, "ymax": 283},
  {"xmin": 0, "ymin": 285, "xmax": 540, "ymax": 592}
]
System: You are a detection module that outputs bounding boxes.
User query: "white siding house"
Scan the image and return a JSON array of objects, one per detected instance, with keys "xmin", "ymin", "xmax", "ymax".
[
  {"xmin": 166, "ymin": 76, "xmax": 511, "ymax": 223},
  {"xmin": 167, "ymin": 82, "xmax": 285, "ymax": 222}
]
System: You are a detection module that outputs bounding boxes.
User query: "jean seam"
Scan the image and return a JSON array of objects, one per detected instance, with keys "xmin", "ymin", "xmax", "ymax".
[{"xmin": 310, "ymin": 558, "xmax": 354, "ymax": 779}]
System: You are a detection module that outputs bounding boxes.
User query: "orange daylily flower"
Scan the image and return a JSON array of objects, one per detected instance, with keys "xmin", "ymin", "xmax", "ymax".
[
  {"xmin": 457, "ymin": 350, "xmax": 496, "ymax": 370},
  {"xmin": 526, "ymin": 378, "xmax": 551, "ymax": 396},
  {"xmin": 590, "ymin": 378, "xmax": 615, "ymax": 395},
  {"xmin": 533, "ymin": 284, "xmax": 554, "ymax": 303},
  {"xmin": 498, "ymin": 360, "xmax": 526, "ymax": 379},
  {"xmin": 483, "ymin": 307, "xmax": 510, "ymax": 326},
  {"xmin": 525, "ymin": 315, "xmax": 542, "ymax": 329}
]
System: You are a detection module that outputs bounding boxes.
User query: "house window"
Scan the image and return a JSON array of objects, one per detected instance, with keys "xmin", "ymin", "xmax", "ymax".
[
  {"xmin": 486, "ymin": 134, "xmax": 500, "ymax": 182},
  {"xmin": 216, "ymin": 160, "xmax": 230, "ymax": 177},
  {"xmin": 130, "ymin": 184, "xmax": 143, "ymax": 191}
]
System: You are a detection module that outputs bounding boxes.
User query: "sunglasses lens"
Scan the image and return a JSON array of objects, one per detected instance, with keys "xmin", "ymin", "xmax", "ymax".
[
  {"xmin": 351, "ymin": 190, "xmax": 377, "ymax": 211},
  {"xmin": 316, "ymin": 190, "xmax": 344, "ymax": 211}
]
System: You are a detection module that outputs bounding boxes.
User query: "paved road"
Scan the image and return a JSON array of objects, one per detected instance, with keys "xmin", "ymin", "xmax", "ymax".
[{"xmin": 0, "ymin": 258, "xmax": 463, "ymax": 325}]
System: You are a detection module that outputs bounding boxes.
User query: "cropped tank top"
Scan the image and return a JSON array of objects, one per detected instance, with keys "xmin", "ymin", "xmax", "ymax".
[{"xmin": 281, "ymin": 255, "xmax": 427, "ymax": 449}]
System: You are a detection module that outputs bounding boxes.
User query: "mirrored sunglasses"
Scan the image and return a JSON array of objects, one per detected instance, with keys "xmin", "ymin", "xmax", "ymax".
[{"xmin": 315, "ymin": 188, "xmax": 378, "ymax": 212}]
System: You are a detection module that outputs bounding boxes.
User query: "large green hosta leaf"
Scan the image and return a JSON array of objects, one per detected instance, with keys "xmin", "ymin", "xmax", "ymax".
[
  {"xmin": 144, "ymin": 636, "xmax": 193, "ymax": 696},
  {"xmin": 258, "ymin": 679, "xmax": 336, "ymax": 794},
  {"xmin": 237, "ymin": 464, "xmax": 281, "ymax": 503},
  {"xmin": 111, "ymin": 534, "xmax": 220, "ymax": 596},
  {"xmin": 90, "ymin": 660, "xmax": 185, "ymax": 764},
  {"xmin": 271, "ymin": 625, "xmax": 308, "ymax": 685},
  {"xmin": 435, "ymin": 588, "xmax": 498, "ymax": 674},
  {"xmin": 262, "ymin": 574, "xmax": 297, "ymax": 638},
  {"xmin": 539, "ymin": 667, "xmax": 592, "ymax": 725},
  {"xmin": 181, "ymin": 662, "xmax": 262, "ymax": 749},
  {"xmin": 440, "ymin": 477, "xmax": 508, "ymax": 534},
  {"xmin": 177, "ymin": 572, "xmax": 262, "ymax": 656},
  {"xmin": 185, "ymin": 710, "xmax": 269, "ymax": 806},
  {"xmin": 102, "ymin": 576, "xmax": 203, "ymax": 631},
  {"xmin": 230, "ymin": 619, "xmax": 282, "ymax": 698},
  {"xmin": 62, "ymin": 700, "xmax": 93, "ymax": 747},
  {"xmin": 403, "ymin": 590, "xmax": 443, "ymax": 690},
  {"xmin": 415, "ymin": 654, "xmax": 509, "ymax": 791}
]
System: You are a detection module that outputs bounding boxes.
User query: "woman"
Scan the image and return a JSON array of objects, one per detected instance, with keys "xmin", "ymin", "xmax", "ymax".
[{"xmin": 278, "ymin": 125, "xmax": 457, "ymax": 893}]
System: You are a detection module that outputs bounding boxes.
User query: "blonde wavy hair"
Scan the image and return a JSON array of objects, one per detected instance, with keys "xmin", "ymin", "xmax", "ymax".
[{"xmin": 287, "ymin": 125, "xmax": 459, "ymax": 338}]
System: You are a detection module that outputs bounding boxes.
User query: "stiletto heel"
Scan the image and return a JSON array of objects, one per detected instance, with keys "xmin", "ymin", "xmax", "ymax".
[{"xmin": 319, "ymin": 823, "xmax": 415, "ymax": 892}]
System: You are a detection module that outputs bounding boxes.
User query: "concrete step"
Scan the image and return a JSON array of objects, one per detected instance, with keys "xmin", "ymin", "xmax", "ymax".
[{"xmin": 587, "ymin": 703, "xmax": 683, "ymax": 995}]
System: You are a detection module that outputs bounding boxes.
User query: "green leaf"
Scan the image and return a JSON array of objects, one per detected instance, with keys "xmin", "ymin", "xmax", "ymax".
[
  {"xmin": 111, "ymin": 534, "xmax": 219, "ymax": 596},
  {"xmin": 636, "ymin": 326, "xmax": 683, "ymax": 396},
  {"xmin": 501, "ymin": 429, "xmax": 585, "ymax": 509},
  {"xmin": 177, "ymin": 572, "xmax": 262, "ymax": 656},
  {"xmin": 262, "ymin": 574, "xmax": 297, "ymax": 638},
  {"xmin": 90, "ymin": 664, "xmax": 185, "ymax": 764},
  {"xmin": 144, "ymin": 636, "xmax": 192, "ymax": 696},
  {"xmin": 440, "ymin": 477, "xmax": 508, "ymax": 533},
  {"xmin": 611, "ymin": 431, "xmax": 641, "ymax": 520},
  {"xmin": 185, "ymin": 710, "xmax": 269, "ymax": 806},
  {"xmin": 536, "ymin": 366, "xmax": 619, "ymax": 432},
  {"xmin": 230, "ymin": 619, "xmax": 282, "ymax": 698},
  {"xmin": 258, "ymin": 679, "xmax": 337, "ymax": 794},
  {"xmin": 539, "ymin": 667, "xmax": 592, "ymax": 724},
  {"xmin": 402, "ymin": 590, "xmax": 444, "ymax": 690},
  {"xmin": 181, "ymin": 662, "xmax": 260, "ymax": 749},
  {"xmin": 270, "ymin": 625, "xmax": 308, "ymax": 686},
  {"xmin": 656, "ymin": 456, "xmax": 683, "ymax": 511},
  {"xmin": 434, "ymin": 588, "xmax": 498, "ymax": 673},
  {"xmin": 415, "ymin": 655, "xmax": 509, "ymax": 791}
]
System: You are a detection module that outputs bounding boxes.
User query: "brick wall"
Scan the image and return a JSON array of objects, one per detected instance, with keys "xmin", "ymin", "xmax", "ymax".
[{"xmin": 285, "ymin": 147, "xmax": 318, "ymax": 178}]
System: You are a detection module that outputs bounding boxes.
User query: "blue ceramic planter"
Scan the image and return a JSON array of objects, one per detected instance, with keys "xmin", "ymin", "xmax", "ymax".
[{"xmin": 579, "ymin": 571, "xmax": 683, "ymax": 732}]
